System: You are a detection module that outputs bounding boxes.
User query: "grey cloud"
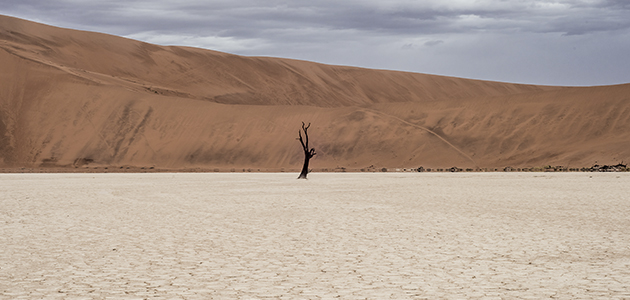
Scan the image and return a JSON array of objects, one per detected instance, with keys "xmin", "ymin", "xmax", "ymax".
[
  {"xmin": 5, "ymin": 1, "xmax": 629, "ymax": 38},
  {"xmin": 424, "ymin": 40, "xmax": 443, "ymax": 47},
  {"xmin": 595, "ymin": 0, "xmax": 630, "ymax": 9},
  {"xmin": 401, "ymin": 43, "xmax": 414, "ymax": 50}
]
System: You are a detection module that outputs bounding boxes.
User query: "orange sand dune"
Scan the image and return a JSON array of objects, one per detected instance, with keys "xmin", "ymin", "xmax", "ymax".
[{"xmin": 1, "ymin": 15, "xmax": 629, "ymax": 171}]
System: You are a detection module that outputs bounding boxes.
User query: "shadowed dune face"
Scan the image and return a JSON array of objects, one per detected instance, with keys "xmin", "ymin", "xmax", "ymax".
[{"xmin": 1, "ymin": 15, "xmax": 629, "ymax": 170}]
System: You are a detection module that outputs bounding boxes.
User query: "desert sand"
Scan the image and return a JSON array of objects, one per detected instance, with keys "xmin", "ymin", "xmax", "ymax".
[
  {"xmin": 1, "ymin": 15, "xmax": 630, "ymax": 171},
  {"xmin": 1, "ymin": 173, "xmax": 629, "ymax": 298}
]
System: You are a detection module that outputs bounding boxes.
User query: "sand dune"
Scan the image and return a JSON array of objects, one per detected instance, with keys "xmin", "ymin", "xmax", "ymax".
[{"xmin": 1, "ymin": 15, "xmax": 629, "ymax": 171}]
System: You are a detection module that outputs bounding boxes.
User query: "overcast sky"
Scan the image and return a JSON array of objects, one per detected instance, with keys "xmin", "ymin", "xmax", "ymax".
[{"xmin": 2, "ymin": 0, "xmax": 630, "ymax": 86}]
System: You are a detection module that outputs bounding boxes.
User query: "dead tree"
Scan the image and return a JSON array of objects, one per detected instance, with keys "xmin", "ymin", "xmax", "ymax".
[{"xmin": 297, "ymin": 122, "xmax": 316, "ymax": 179}]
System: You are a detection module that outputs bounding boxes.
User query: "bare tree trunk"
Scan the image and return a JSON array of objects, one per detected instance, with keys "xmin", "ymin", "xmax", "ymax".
[
  {"xmin": 297, "ymin": 122, "xmax": 316, "ymax": 179},
  {"xmin": 298, "ymin": 156, "xmax": 311, "ymax": 179}
]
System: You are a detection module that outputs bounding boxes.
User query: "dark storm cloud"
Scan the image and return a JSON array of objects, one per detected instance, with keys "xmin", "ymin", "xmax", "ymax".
[
  {"xmin": 6, "ymin": 1, "xmax": 626, "ymax": 36},
  {"xmin": 2, "ymin": 0, "xmax": 630, "ymax": 85}
]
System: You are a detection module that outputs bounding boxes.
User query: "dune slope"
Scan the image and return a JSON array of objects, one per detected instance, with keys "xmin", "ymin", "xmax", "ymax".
[{"xmin": 1, "ymin": 15, "xmax": 629, "ymax": 171}]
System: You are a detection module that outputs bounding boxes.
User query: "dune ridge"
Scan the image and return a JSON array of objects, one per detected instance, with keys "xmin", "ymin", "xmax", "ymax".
[{"xmin": 1, "ymin": 15, "xmax": 629, "ymax": 171}]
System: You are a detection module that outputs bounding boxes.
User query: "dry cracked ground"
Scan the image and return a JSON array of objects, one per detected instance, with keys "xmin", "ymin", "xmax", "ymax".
[{"xmin": 1, "ymin": 172, "xmax": 629, "ymax": 299}]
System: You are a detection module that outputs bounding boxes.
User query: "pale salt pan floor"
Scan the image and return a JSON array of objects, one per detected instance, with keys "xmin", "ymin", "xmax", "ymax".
[{"xmin": 1, "ymin": 173, "xmax": 629, "ymax": 299}]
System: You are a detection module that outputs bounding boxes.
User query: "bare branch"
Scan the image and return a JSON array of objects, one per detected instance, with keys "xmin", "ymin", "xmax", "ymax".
[
  {"xmin": 301, "ymin": 122, "xmax": 311, "ymax": 149},
  {"xmin": 298, "ymin": 130, "xmax": 306, "ymax": 149}
]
